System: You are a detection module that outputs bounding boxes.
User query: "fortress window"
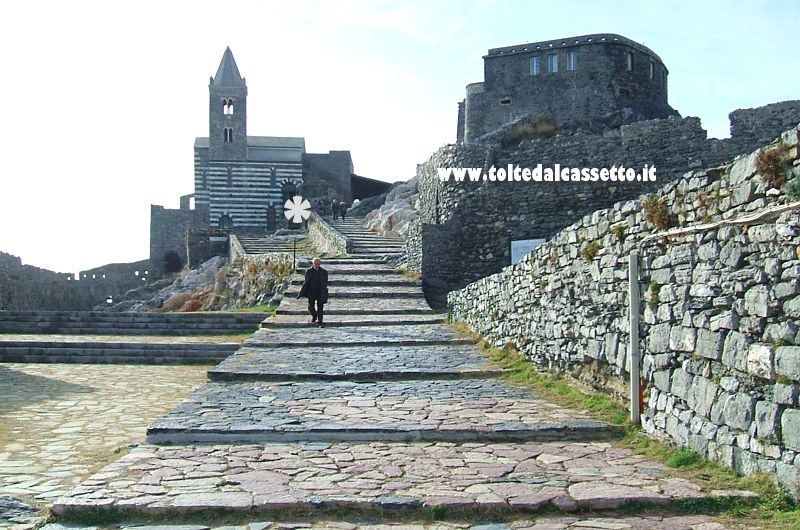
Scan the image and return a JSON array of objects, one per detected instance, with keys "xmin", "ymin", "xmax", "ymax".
[
  {"xmin": 547, "ymin": 53, "xmax": 558, "ymax": 73},
  {"xmin": 567, "ymin": 52, "xmax": 577, "ymax": 71},
  {"xmin": 626, "ymin": 52, "xmax": 634, "ymax": 71},
  {"xmin": 618, "ymin": 87, "xmax": 633, "ymax": 97},
  {"xmin": 649, "ymin": 61, "xmax": 655, "ymax": 80},
  {"xmin": 500, "ymin": 98, "xmax": 511, "ymax": 105},
  {"xmin": 530, "ymin": 56, "xmax": 540, "ymax": 76}
]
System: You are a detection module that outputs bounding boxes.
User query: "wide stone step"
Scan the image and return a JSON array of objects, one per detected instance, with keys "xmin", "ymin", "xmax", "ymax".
[
  {"xmin": 0, "ymin": 323, "xmax": 263, "ymax": 335},
  {"xmin": 260, "ymin": 314, "xmax": 444, "ymax": 327},
  {"xmin": 289, "ymin": 275, "xmax": 419, "ymax": 286},
  {"xmin": 53, "ymin": 440, "xmax": 742, "ymax": 520},
  {"xmin": 276, "ymin": 297, "xmax": 434, "ymax": 314},
  {"xmin": 0, "ymin": 310, "xmax": 268, "ymax": 324},
  {"xmin": 243, "ymin": 324, "xmax": 467, "ymax": 347},
  {"xmin": 146, "ymin": 379, "xmax": 617, "ymax": 444},
  {"xmin": 209, "ymin": 343, "xmax": 503, "ymax": 381},
  {"xmin": 284, "ymin": 287, "xmax": 424, "ymax": 298},
  {"xmin": 0, "ymin": 339, "xmax": 237, "ymax": 363}
]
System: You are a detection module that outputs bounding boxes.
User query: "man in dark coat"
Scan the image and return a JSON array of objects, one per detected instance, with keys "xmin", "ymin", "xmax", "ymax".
[{"xmin": 297, "ymin": 257, "xmax": 329, "ymax": 327}]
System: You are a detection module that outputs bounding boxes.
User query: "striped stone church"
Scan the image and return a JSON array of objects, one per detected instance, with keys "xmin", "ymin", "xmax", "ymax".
[{"xmin": 149, "ymin": 48, "xmax": 390, "ymax": 275}]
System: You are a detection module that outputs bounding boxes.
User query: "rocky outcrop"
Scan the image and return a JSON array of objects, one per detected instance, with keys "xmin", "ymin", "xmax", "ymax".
[
  {"xmin": 364, "ymin": 177, "xmax": 419, "ymax": 237},
  {"xmin": 108, "ymin": 253, "xmax": 293, "ymax": 312}
]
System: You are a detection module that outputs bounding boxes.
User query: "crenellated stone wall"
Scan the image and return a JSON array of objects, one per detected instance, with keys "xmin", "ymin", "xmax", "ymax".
[{"xmin": 448, "ymin": 125, "xmax": 800, "ymax": 497}]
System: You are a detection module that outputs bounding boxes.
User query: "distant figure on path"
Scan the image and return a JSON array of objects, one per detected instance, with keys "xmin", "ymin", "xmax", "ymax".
[
  {"xmin": 331, "ymin": 199, "xmax": 339, "ymax": 221},
  {"xmin": 340, "ymin": 201, "xmax": 347, "ymax": 221},
  {"xmin": 297, "ymin": 257, "xmax": 328, "ymax": 327}
]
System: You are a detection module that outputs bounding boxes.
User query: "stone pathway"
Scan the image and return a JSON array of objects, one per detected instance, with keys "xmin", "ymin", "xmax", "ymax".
[
  {"xmin": 48, "ymin": 220, "xmax": 750, "ymax": 528},
  {"xmin": 0, "ymin": 363, "xmax": 210, "ymax": 528}
]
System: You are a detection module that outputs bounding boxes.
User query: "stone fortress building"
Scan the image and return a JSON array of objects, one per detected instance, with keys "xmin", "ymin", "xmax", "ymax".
[
  {"xmin": 408, "ymin": 33, "xmax": 800, "ymax": 296},
  {"xmin": 149, "ymin": 48, "xmax": 390, "ymax": 276},
  {"xmin": 458, "ymin": 33, "xmax": 677, "ymax": 142}
]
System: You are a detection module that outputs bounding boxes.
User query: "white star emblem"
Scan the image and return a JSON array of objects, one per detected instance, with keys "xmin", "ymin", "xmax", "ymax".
[{"xmin": 284, "ymin": 195, "xmax": 311, "ymax": 223}]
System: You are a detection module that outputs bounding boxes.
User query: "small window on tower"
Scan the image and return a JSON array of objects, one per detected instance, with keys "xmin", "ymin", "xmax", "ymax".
[
  {"xmin": 530, "ymin": 56, "xmax": 540, "ymax": 76},
  {"xmin": 567, "ymin": 51, "xmax": 577, "ymax": 71},
  {"xmin": 547, "ymin": 53, "xmax": 558, "ymax": 73},
  {"xmin": 649, "ymin": 61, "xmax": 655, "ymax": 80},
  {"xmin": 626, "ymin": 51, "xmax": 634, "ymax": 71}
]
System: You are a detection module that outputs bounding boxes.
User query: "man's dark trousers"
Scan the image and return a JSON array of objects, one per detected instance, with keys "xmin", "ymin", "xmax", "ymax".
[{"xmin": 308, "ymin": 296, "xmax": 324, "ymax": 323}]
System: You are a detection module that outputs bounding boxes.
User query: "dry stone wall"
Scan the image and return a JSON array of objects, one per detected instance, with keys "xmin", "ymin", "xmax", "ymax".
[{"xmin": 448, "ymin": 125, "xmax": 800, "ymax": 497}]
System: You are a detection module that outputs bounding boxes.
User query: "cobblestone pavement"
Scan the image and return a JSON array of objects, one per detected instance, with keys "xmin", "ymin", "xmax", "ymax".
[
  {"xmin": 146, "ymin": 380, "xmax": 612, "ymax": 443},
  {"xmin": 209, "ymin": 344, "xmax": 502, "ymax": 380},
  {"xmin": 52, "ymin": 441, "xmax": 755, "ymax": 515},
  {"xmin": 0, "ymin": 363, "xmax": 210, "ymax": 526},
  {"xmin": 244, "ymin": 325, "xmax": 471, "ymax": 347}
]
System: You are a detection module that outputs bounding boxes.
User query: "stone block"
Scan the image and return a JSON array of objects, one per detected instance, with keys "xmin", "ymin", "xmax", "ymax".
[
  {"xmin": 669, "ymin": 326, "xmax": 696, "ymax": 352},
  {"xmin": 710, "ymin": 311, "xmax": 739, "ymax": 331},
  {"xmin": 720, "ymin": 243, "xmax": 745, "ymax": 268},
  {"xmin": 722, "ymin": 331, "xmax": 752, "ymax": 372},
  {"xmin": 775, "ymin": 346, "xmax": 800, "ymax": 382},
  {"xmin": 723, "ymin": 392, "xmax": 756, "ymax": 432},
  {"xmin": 695, "ymin": 328, "xmax": 724, "ymax": 360},
  {"xmin": 775, "ymin": 281, "xmax": 800, "ymax": 300},
  {"xmin": 728, "ymin": 151, "xmax": 757, "ymax": 185},
  {"xmin": 647, "ymin": 323, "xmax": 671, "ymax": 353},
  {"xmin": 686, "ymin": 376, "xmax": 719, "ymax": 418},
  {"xmin": 764, "ymin": 322, "xmax": 798, "ymax": 345},
  {"xmin": 781, "ymin": 409, "xmax": 800, "ymax": 451},
  {"xmin": 754, "ymin": 401, "xmax": 782, "ymax": 441},
  {"xmin": 776, "ymin": 462, "xmax": 800, "ymax": 500},
  {"xmin": 652, "ymin": 369, "xmax": 672, "ymax": 393},
  {"xmin": 784, "ymin": 295, "xmax": 800, "ymax": 318},
  {"xmin": 747, "ymin": 343, "xmax": 776, "ymax": 380},
  {"xmin": 775, "ymin": 383, "xmax": 800, "ymax": 406},
  {"xmin": 670, "ymin": 244, "xmax": 696, "ymax": 266},
  {"xmin": 744, "ymin": 284, "xmax": 774, "ymax": 317},
  {"xmin": 670, "ymin": 368, "xmax": 693, "ymax": 401}
]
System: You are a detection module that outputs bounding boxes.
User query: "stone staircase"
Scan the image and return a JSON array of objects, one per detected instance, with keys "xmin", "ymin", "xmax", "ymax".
[
  {"xmin": 0, "ymin": 311, "xmax": 267, "ymax": 364},
  {"xmin": 50, "ymin": 219, "xmax": 749, "ymax": 526},
  {"xmin": 330, "ymin": 217, "xmax": 405, "ymax": 258},
  {"xmin": 237, "ymin": 236, "xmax": 300, "ymax": 254}
]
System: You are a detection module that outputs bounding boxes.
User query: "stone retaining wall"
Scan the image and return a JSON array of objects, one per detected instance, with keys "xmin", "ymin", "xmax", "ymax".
[
  {"xmin": 308, "ymin": 211, "xmax": 350, "ymax": 256},
  {"xmin": 448, "ymin": 125, "xmax": 800, "ymax": 497}
]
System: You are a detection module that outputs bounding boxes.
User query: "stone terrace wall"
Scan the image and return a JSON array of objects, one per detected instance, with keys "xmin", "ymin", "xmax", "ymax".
[
  {"xmin": 448, "ymin": 125, "xmax": 800, "ymax": 496},
  {"xmin": 410, "ymin": 101, "xmax": 800, "ymax": 292}
]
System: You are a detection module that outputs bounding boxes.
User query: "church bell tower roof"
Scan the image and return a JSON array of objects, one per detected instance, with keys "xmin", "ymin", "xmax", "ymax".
[{"xmin": 212, "ymin": 47, "xmax": 245, "ymax": 87}]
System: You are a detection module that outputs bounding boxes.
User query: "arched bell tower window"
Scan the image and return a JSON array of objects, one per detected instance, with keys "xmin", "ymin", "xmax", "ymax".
[
  {"xmin": 223, "ymin": 128, "xmax": 233, "ymax": 142},
  {"xmin": 222, "ymin": 98, "xmax": 234, "ymax": 115}
]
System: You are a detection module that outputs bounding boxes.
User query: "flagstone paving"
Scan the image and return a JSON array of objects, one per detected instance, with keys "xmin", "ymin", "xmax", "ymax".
[
  {"xmin": 244, "ymin": 325, "xmax": 471, "ymax": 348},
  {"xmin": 145, "ymin": 380, "xmax": 615, "ymax": 444},
  {"xmin": 208, "ymin": 344, "xmax": 502, "ymax": 381},
  {"xmin": 46, "ymin": 220, "xmax": 755, "ymax": 529},
  {"xmin": 52, "ymin": 441, "xmax": 756, "ymax": 517},
  {"xmin": 0, "ymin": 363, "xmax": 210, "ymax": 529}
]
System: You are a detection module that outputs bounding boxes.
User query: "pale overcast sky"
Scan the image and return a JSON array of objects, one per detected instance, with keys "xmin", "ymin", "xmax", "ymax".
[{"xmin": 1, "ymin": 0, "xmax": 798, "ymax": 274}]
